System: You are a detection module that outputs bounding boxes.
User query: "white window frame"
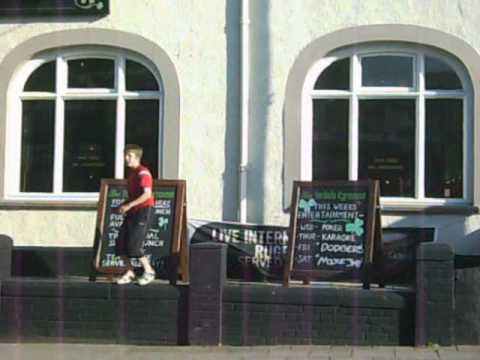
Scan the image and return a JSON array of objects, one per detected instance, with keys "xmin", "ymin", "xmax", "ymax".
[
  {"xmin": 302, "ymin": 44, "xmax": 473, "ymax": 207},
  {"xmin": 5, "ymin": 48, "xmax": 164, "ymax": 202},
  {"xmin": 358, "ymin": 52, "xmax": 417, "ymax": 92}
]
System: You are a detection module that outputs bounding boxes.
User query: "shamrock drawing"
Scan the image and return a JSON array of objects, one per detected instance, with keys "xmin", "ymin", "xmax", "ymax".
[
  {"xmin": 346, "ymin": 218, "xmax": 364, "ymax": 236},
  {"xmin": 158, "ymin": 217, "xmax": 169, "ymax": 230},
  {"xmin": 299, "ymin": 198, "xmax": 317, "ymax": 213}
]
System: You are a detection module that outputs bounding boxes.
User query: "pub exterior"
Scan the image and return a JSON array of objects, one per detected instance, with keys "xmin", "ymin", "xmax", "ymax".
[{"xmin": 0, "ymin": 0, "xmax": 480, "ymax": 346}]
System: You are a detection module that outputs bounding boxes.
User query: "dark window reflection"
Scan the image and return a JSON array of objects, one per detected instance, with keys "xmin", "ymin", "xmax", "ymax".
[
  {"xmin": 21, "ymin": 101, "xmax": 55, "ymax": 192},
  {"xmin": 362, "ymin": 56, "xmax": 413, "ymax": 87},
  {"xmin": 425, "ymin": 56, "xmax": 463, "ymax": 90},
  {"xmin": 63, "ymin": 101, "xmax": 116, "ymax": 192},
  {"xmin": 125, "ymin": 100, "xmax": 159, "ymax": 178},
  {"xmin": 359, "ymin": 100, "xmax": 415, "ymax": 196},
  {"xmin": 312, "ymin": 99, "xmax": 349, "ymax": 180},
  {"xmin": 68, "ymin": 59, "xmax": 114, "ymax": 88},
  {"xmin": 314, "ymin": 58, "xmax": 350, "ymax": 90},
  {"xmin": 426, "ymin": 99, "xmax": 463, "ymax": 198},
  {"xmin": 24, "ymin": 61, "xmax": 56, "ymax": 92},
  {"xmin": 126, "ymin": 60, "xmax": 159, "ymax": 91}
]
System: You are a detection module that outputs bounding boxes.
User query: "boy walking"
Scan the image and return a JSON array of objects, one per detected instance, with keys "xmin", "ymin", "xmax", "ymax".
[{"xmin": 115, "ymin": 144, "xmax": 156, "ymax": 286}]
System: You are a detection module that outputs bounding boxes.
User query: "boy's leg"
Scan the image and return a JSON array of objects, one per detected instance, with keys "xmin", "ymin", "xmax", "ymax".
[
  {"xmin": 126, "ymin": 208, "xmax": 150, "ymax": 258},
  {"xmin": 115, "ymin": 218, "xmax": 135, "ymax": 285},
  {"xmin": 121, "ymin": 256, "xmax": 135, "ymax": 274},
  {"xmin": 120, "ymin": 255, "xmax": 133, "ymax": 269},
  {"xmin": 116, "ymin": 256, "xmax": 135, "ymax": 285},
  {"xmin": 127, "ymin": 208, "xmax": 156, "ymax": 285},
  {"xmin": 115, "ymin": 218, "xmax": 136, "ymax": 284},
  {"xmin": 138, "ymin": 256, "xmax": 154, "ymax": 274},
  {"xmin": 137, "ymin": 255, "xmax": 155, "ymax": 286}
]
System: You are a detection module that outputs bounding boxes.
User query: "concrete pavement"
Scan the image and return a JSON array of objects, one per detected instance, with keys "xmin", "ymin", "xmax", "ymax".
[{"xmin": 0, "ymin": 344, "xmax": 479, "ymax": 360}]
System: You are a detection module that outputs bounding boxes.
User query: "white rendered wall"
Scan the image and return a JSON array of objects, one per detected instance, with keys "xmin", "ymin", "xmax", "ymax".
[
  {"xmin": 0, "ymin": 0, "xmax": 240, "ymax": 246},
  {"xmin": 0, "ymin": 0, "xmax": 480, "ymax": 253},
  {"xmin": 248, "ymin": 0, "xmax": 480, "ymax": 255}
]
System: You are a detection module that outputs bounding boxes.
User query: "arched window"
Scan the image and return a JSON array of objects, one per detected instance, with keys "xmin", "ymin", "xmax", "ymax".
[
  {"xmin": 303, "ymin": 44, "xmax": 472, "ymax": 205},
  {"xmin": 10, "ymin": 48, "xmax": 163, "ymax": 200}
]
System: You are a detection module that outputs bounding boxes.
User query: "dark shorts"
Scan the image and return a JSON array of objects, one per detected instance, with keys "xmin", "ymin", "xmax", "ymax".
[{"xmin": 115, "ymin": 207, "xmax": 153, "ymax": 258}]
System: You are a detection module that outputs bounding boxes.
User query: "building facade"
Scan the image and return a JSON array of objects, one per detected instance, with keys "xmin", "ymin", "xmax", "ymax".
[{"xmin": 0, "ymin": 0, "xmax": 479, "ymax": 256}]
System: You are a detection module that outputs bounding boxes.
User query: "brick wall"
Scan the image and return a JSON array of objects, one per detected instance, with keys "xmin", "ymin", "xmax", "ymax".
[
  {"xmin": 11, "ymin": 247, "xmax": 97, "ymax": 278},
  {"xmin": 415, "ymin": 243, "xmax": 454, "ymax": 346},
  {"xmin": 0, "ymin": 241, "xmax": 464, "ymax": 346},
  {"xmin": 222, "ymin": 285, "xmax": 414, "ymax": 346},
  {"xmin": 453, "ymin": 256, "xmax": 480, "ymax": 344},
  {"xmin": 187, "ymin": 243, "xmax": 416, "ymax": 346},
  {"xmin": 0, "ymin": 236, "xmax": 13, "ymax": 280},
  {"xmin": 0, "ymin": 278, "xmax": 187, "ymax": 345}
]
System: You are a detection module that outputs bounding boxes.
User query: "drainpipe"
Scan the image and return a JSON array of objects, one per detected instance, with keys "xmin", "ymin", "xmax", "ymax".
[{"xmin": 239, "ymin": 0, "xmax": 250, "ymax": 223}]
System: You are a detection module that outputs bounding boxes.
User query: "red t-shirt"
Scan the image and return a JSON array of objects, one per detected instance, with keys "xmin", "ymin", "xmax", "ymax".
[{"xmin": 127, "ymin": 165, "xmax": 155, "ymax": 213}]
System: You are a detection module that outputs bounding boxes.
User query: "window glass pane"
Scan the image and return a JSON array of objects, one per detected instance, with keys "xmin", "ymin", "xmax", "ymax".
[
  {"xmin": 425, "ymin": 99, "xmax": 463, "ymax": 198},
  {"xmin": 126, "ymin": 100, "xmax": 159, "ymax": 178},
  {"xmin": 24, "ymin": 61, "xmax": 56, "ymax": 92},
  {"xmin": 425, "ymin": 56, "xmax": 463, "ymax": 90},
  {"xmin": 314, "ymin": 58, "xmax": 350, "ymax": 90},
  {"xmin": 312, "ymin": 99, "xmax": 349, "ymax": 180},
  {"xmin": 361, "ymin": 55, "xmax": 413, "ymax": 87},
  {"xmin": 21, "ymin": 101, "xmax": 55, "ymax": 192},
  {"xmin": 63, "ymin": 101, "xmax": 116, "ymax": 192},
  {"xmin": 126, "ymin": 60, "xmax": 159, "ymax": 91},
  {"xmin": 359, "ymin": 100, "xmax": 415, "ymax": 197},
  {"xmin": 68, "ymin": 58, "xmax": 114, "ymax": 88}
]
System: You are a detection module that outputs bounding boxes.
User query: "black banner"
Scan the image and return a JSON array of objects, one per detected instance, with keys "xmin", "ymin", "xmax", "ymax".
[
  {"xmin": 0, "ymin": 0, "xmax": 109, "ymax": 16},
  {"xmin": 188, "ymin": 220, "xmax": 289, "ymax": 281},
  {"xmin": 188, "ymin": 219, "xmax": 434, "ymax": 284}
]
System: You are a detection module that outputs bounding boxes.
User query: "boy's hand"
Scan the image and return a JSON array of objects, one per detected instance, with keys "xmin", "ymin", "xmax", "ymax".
[{"xmin": 118, "ymin": 203, "xmax": 131, "ymax": 215}]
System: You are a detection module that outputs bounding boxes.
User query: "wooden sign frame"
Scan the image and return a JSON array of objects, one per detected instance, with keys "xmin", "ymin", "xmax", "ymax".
[
  {"xmin": 91, "ymin": 179, "xmax": 188, "ymax": 283},
  {"xmin": 283, "ymin": 180, "xmax": 384, "ymax": 289}
]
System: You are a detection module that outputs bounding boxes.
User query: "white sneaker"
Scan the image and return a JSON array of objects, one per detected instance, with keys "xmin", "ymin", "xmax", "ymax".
[
  {"xmin": 116, "ymin": 271, "xmax": 135, "ymax": 285},
  {"xmin": 137, "ymin": 271, "xmax": 155, "ymax": 286}
]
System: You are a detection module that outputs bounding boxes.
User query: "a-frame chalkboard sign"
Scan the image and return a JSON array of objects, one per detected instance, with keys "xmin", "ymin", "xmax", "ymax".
[
  {"xmin": 91, "ymin": 179, "xmax": 189, "ymax": 284},
  {"xmin": 283, "ymin": 180, "xmax": 384, "ymax": 289}
]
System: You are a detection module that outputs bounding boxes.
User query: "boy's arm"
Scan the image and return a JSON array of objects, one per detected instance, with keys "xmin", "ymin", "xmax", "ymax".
[{"xmin": 118, "ymin": 187, "xmax": 152, "ymax": 214}]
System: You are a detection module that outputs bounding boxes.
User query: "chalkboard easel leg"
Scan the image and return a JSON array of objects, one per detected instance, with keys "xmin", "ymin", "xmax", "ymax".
[
  {"xmin": 362, "ymin": 263, "xmax": 372, "ymax": 290},
  {"xmin": 89, "ymin": 262, "xmax": 97, "ymax": 282},
  {"xmin": 377, "ymin": 269, "xmax": 386, "ymax": 288},
  {"xmin": 168, "ymin": 255, "xmax": 179, "ymax": 286},
  {"xmin": 375, "ymin": 255, "xmax": 386, "ymax": 288}
]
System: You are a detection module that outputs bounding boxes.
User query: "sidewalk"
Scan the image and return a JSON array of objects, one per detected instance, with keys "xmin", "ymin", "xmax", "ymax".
[{"xmin": 0, "ymin": 344, "xmax": 479, "ymax": 360}]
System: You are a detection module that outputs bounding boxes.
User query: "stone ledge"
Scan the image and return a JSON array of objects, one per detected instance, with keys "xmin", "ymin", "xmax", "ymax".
[
  {"xmin": 223, "ymin": 284, "xmax": 413, "ymax": 309},
  {"xmin": 1, "ymin": 277, "xmax": 181, "ymax": 300}
]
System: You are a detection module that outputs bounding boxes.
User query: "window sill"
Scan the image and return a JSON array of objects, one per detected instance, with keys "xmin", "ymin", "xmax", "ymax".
[
  {"xmin": 380, "ymin": 203, "xmax": 479, "ymax": 215},
  {"xmin": 0, "ymin": 200, "xmax": 98, "ymax": 211}
]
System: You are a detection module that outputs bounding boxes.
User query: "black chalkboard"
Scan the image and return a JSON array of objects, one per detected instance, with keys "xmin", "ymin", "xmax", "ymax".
[
  {"xmin": 92, "ymin": 179, "xmax": 188, "ymax": 282},
  {"xmin": 284, "ymin": 180, "xmax": 383, "ymax": 288},
  {"xmin": 0, "ymin": 0, "xmax": 110, "ymax": 16}
]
